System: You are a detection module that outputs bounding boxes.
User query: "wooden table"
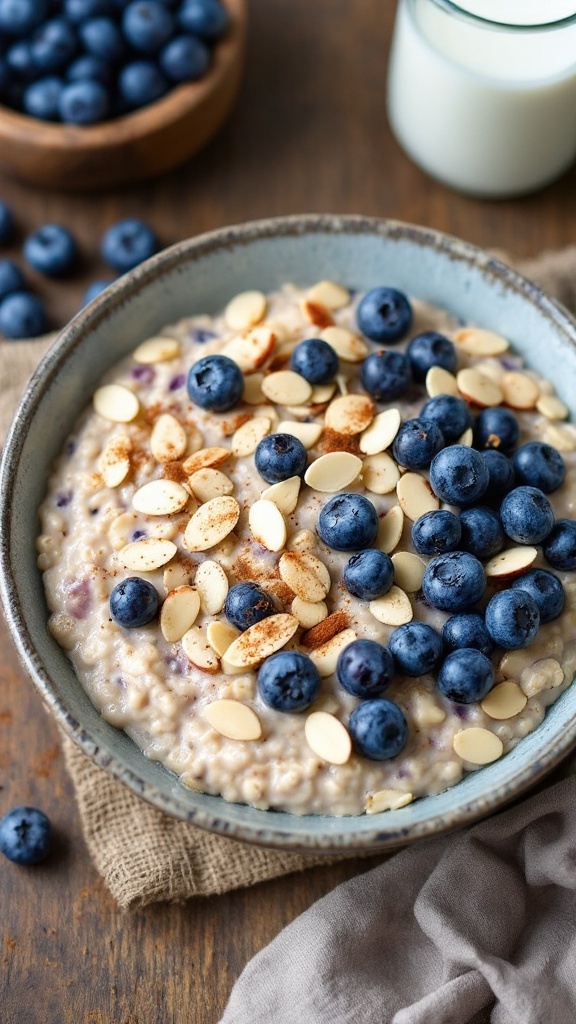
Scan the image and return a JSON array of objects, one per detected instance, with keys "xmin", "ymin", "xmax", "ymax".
[{"xmin": 2, "ymin": 2, "xmax": 576, "ymax": 1021}]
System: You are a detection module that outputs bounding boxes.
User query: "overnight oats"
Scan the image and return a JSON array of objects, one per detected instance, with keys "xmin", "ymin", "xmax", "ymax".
[{"xmin": 37, "ymin": 279, "xmax": 576, "ymax": 816}]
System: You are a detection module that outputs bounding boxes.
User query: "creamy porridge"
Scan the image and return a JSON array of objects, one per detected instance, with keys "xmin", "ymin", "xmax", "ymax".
[{"xmin": 37, "ymin": 280, "xmax": 576, "ymax": 816}]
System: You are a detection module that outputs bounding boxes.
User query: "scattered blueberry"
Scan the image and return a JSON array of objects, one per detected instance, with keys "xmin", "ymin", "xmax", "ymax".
[
  {"xmin": 83, "ymin": 278, "xmax": 113, "ymax": 304},
  {"xmin": 420, "ymin": 394, "xmax": 472, "ymax": 444},
  {"xmin": 485, "ymin": 589, "xmax": 540, "ymax": 650},
  {"xmin": 0, "ymin": 258, "xmax": 24, "ymax": 299},
  {"xmin": 543, "ymin": 519, "xmax": 576, "ymax": 571},
  {"xmin": 458, "ymin": 506, "xmax": 504, "ymax": 561},
  {"xmin": 110, "ymin": 576, "xmax": 159, "ymax": 627},
  {"xmin": 59, "ymin": 78, "xmax": 110, "ymax": 123},
  {"xmin": 356, "ymin": 286, "xmax": 412, "ymax": 343},
  {"xmin": 336, "ymin": 639, "xmax": 395, "ymax": 698},
  {"xmin": 224, "ymin": 581, "xmax": 275, "ymax": 631},
  {"xmin": 437, "ymin": 649, "xmax": 494, "ymax": 704},
  {"xmin": 0, "ymin": 291, "xmax": 47, "ymax": 337},
  {"xmin": 190, "ymin": 327, "xmax": 217, "ymax": 344},
  {"xmin": 421, "ymin": 550, "xmax": 486, "ymax": 612},
  {"xmin": 159, "ymin": 33, "xmax": 209, "ymax": 81},
  {"xmin": 23, "ymin": 74, "xmax": 66, "ymax": 119},
  {"xmin": 429, "ymin": 445, "xmax": 489, "ymax": 506},
  {"xmin": 290, "ymin": 337, "xmax": 338, "ymax": 385},
  {"xmin": 510, "ymin": 569, "xmax": 565, "ymax": 624},
  {"xmin": 442, "ymin": 613, "xmax": 494, "ymax": 657},
  {"xmin": 343, "ymin": 549, "xmax": 394, "ymax": 600},
  {"xmin": 123, "ymin": 1, "xmax": 174, "ymax": 54},
  {"xmin": 32, "ymin": 18, "xmax": 78, "ymax": 72},
  {"xmin": 392, "ymin": 417, "xmax": 445, "ymax": 470},
  {"xmin": 0, "ymin": 0, "xmax": 49, "ymax": 36},
  {"xmin": 411, "ymin": 509, "xmax": 461, "ymax": 556},
  {"xmin": 0, "ymin": 199, "xmax": 14, "ymax": 244},
  {"xmin": 389, "ymin": 622, "xmax": 443, "ymax": 676},
  {"xmin": 79, "ymin": 16, "xmax": 125, "ymax": 61},
  {"xmin": 24, "ymin": 223, "xmax": 77, "ymax": 276},
  {"xmin": 499, "ymin": 486, "xmax": 554, "ymax": 545},
  {"xmin": 257, "ymin": 651, "xmax": 320, "ymax": 712},
  {"xmin": 474, "ymin": 407, "xmax": 519, "ymax": 454},
  {"xmin": 317, "ymin": 492, "xmax": 379, "ymax": 551},
  {"xmin": 406, "ymin": 330, "xmax": 457, "ymax": 382},
  {"xmin": 178, "ymin": 0, "xmax": 229, "ymax": 41},
  {"xmin": 186, "ymin": 353, "xmax": 243, "ymax": 413},
  {"xmin": 101, "ymin": 218, "xmax": 158, "ymax": 272},
  {"xmin": 254, "ymin": 432, "xmax": 307, "ymax": 484},
  {"xmin": 0, "ymin": 806, "xmax": 52, "ymax": 865},
  {"xmin": 67, "ymin": 53, "xmax": 112, "ymax": 85},
  {"xmin": 360, "ymin": 349, "xmax": 412, "ymax": 402},
  {"xmin": 513, "ymin": 441, "xmax": 565, "ymax": 494},
  {"xmin": 480, "ymin": 449, "xmax": 516, "ymax": 503},
  {"xmin": 64, "ymin": 0, "xmax": 115, "ymax": 24},
  {"xmin": 348, "ymin": 698, "xmax": 408, "ymax": 760}
]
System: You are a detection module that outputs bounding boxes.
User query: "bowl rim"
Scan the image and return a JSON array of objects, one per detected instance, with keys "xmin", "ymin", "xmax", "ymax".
[{"xmin": 3, "ymin": 212, "xmax": 576, "ymax": 852}]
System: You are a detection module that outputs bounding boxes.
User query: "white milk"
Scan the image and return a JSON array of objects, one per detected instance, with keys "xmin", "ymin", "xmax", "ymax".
[{"xmin": 387, "ymin": 0, "xmax": 576, "ymax": 197}]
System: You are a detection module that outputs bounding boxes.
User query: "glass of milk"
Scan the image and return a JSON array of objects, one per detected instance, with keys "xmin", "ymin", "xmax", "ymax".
[{"xmin": 387, "ymin": 0, "xmax": 576, "ymax": 197}]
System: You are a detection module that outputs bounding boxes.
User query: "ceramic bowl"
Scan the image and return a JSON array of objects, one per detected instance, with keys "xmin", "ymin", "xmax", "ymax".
[
  {"xmin": 0, "ymin": 0, "xmax": 245, "ymax": 191},
  {"xmin": 2, "ymin": 215, "xmax": 576, "ymax": 852}
]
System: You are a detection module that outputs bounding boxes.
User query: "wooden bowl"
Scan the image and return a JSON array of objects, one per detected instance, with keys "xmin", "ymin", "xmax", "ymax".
[{"xmin": 0, "ymin": 0, "xmax": 246, "ymax": 192}]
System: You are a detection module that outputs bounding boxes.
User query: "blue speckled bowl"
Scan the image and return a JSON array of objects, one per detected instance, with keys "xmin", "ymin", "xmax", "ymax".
[{"xmin": 2, "ymin": 215, "xmax": 576, "ymax": 852}]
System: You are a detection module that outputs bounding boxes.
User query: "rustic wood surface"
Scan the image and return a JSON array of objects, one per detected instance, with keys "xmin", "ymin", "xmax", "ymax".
[{"xmin": 2, "ymin": 2, "xmax": 576, "ymax": 1022}]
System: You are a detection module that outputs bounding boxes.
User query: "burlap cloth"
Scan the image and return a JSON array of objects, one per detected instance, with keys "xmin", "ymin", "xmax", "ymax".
[{"xmin": 3, "ymin": 246, "xmax": 576, "ymax": 909}]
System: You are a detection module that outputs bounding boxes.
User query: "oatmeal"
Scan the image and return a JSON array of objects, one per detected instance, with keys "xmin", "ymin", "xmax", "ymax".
[{"xmin": 37, "ymin": 281, "xmax": 576, "ymax": 816}]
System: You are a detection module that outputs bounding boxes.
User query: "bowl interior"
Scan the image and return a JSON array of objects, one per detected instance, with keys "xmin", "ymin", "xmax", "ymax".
[{"xmin": 3, "ymin": 215, "xmax": 576, "ymax": 850}]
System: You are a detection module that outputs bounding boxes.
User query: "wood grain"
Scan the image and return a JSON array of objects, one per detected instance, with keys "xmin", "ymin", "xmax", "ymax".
[{"xmin": 2, "ymin": 1, "xmax": 576, "ymax": 1021}]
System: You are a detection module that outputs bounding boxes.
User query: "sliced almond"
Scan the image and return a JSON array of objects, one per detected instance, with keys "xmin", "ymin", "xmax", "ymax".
[
  {"xmin": 207, "ymin": 620, "xmax": 240, "ymax": 657},
  {"xmin": 319, "ymin": 326, "xmax": 368, "ymax": 362},
  {"xmin": 300, "ymin": 299, "xmax": 334, "ymax": 328},
  {"xmin": 501, "ymin": 372, "xmax": 540, "ymax": 410},
  {"xmin": 277, "ymin": 420, "xmax": 323, "ymax": 449},
  {"xmin": 359, "ymin": 408, "xmax": 401, "ymax": 455},
  {"xmin": 150, "ymin": 413, "xmax": 187, "ymax": 463},
  {"xmin": 454, "ymin": 327, "xmax": 510, "ymax": 357},
  {"xmin": 242, "ymin": 372, "xmax": 265, "ymax": 405},
  {"xmin": 291, "ymin": 597, "xmax": 328, "ymax": 629},
  {"xmin": 305, "ymin": 451, "xmax": 362, "ymax": 492},
  {"xmin": 261, "ymin": 370, "xmax": 312, "ymax": 406},
  {"xmin": 365, "ymin": 790, "xmax": 413, "ymax": 814},
  {"xmin": 160, "ymin": 585, "xmax": 200, "ymax": 642},
  {"xmin": 304, "ymin": 712, "xmax": 351, "ymax": 765},
  {"xmin": 182, "ymin": 447, "xmax": 231, "ymax": 475},
  {"xmin": 543, "ymin": 422, "xmax": 576, "ymax": 452},
  {"xmin": 132, "ymin": 479, "xmax": 189, "ymax": 516},
  {"xmin": 188, "ymin": 468, "xmax": 234, "ymax": 503},
  {"xmin": 119, "ymin": 537, "xmax": 177, "ymax": 571},
  {"xmin": 377, "ymin": 504, "xmax": 404, "ymax": 554},
  {"xmin": 231, "ymin": 416, "xmax": 271, "ymax": 457},
  {"xmin": 224, "ymin": 290, "xmax": 267, "ymax": 331},
  {"xmin": 301, "ymin": 611, "xmax": 348, "ymax": 650},
  {"xmin": 324, "ymin": 394, "xmax": 374, "ymax": 435},
  {"xmin": 222, "ymin": 326, "xmax": 276, "ymax": 374},
  {"xmin": 480, "ymin": 681, "xmax": 527, "ymax": 720},
  {"xmin": 224, "ymin": 613, "xmax": 299, "ymax": 668},
  {"xmin": 362, "ymin": 452, "xmax": 400, "ymax": 495},
  {"xmin": 98, "ymin": 435, "xmax": 132, "ymax": 488},
  {"xmin": 485, "ymin": 546, "xmax": 538, "ymax": 579},
  {"xmin": 204, "ymin": 699, "xmax": 261, "ymax": 740},
  {"xmin": 163, "ymin": 559, "xmax": 194, "ymax": 592},
  {"xmin": 369, "ymin": 586, "xmax": 413, "ymax": 626},
  {"xmin": 132, "ymin": 336, "xmax": 181, "ymax": 364},
  {"xmin": 182, "ymin": 626, "xmax": 221, "ymax": 673},
  {"xmin": 261, "ymin": 475, "xmax": 301, "ymax": 515},
  {"xmin": 453, "ymin": 727, "xmax": 503, "ymax": 765},
  {"xmin": 249, "ymin": 499, "xmax": 287, "ymax": 552},
  {"xmin": 536, "ymin": 394, "xmax": 568, "ymax": 421},
  {"xmin": 397, "ymin": 473, "xmax": 439, "ymax": 521},
  {"xmin": 279, "ymin": 550, "xmax": 331, "ymax": 602},
  {"xmin": 93, "ymin": 384, "xmax": 139, "ymax": 423},
  {"xmin": 306, "ymin": 280, "xmax": 350, "ymax": 310},
  {"xmin": 308, "ymin": 627, "xmax": 356, "ymax": 677},
  {"xmin": 391, "ymin": 551, "xmax": 425, "ymax": 592},
  {"xmin": 183, "ymin": 495, "xmax": 240, "ymax": 551},
  {"xmin": 458, "ymin": 427, "xmax": 474, "ymax": 447},
  {"xmin": 457, "ymin": 368, "xmax": 503, "ymax": 407},
  {"xmin": 194, "ymin": 559, "xmax": 229, "ymax": 614},
  {"xmin": 108, "ymin": 511, "xmax": 139, "ymax": 550},
  {"xmin": 426, "ymin": 366, "xmax": 459, "ymax": 398},
  {"xmin": 310, "ymin": 382, "xmax": 337, "ymax": 404}
]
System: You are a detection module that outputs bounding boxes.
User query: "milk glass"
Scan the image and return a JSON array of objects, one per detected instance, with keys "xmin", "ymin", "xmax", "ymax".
[{"xmin": 387, "ymin": 0, "xmax": 576, "ymax": 197}]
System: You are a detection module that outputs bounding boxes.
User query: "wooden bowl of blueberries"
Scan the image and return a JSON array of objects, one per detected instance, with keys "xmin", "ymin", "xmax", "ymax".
[{"xmin": 0, "ymin": 0, "xmax": 246, "ymax": 191}]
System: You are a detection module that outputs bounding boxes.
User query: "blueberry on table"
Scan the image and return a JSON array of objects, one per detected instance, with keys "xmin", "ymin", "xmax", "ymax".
[
  {"xmin": 421, "ymin": 550, "xmax": 486, "ymax": 612},
  {"xmin": 442, "ymin": 613, "xmax": 494, "ymax": 657},
  {"xmin": 257, "ymin": 651, "xmax": 320, "ymax": 712},
  {"xmin": 337, "ymin": 639, "xmax": 394, "ymax": 698},
  {"xmin": 101, "ymin": 218, "xmax": 158, "ymax": 272},
  {"xmin": 356, "ymin": 286, "xmax": 412, "ymax": 343},
  {"xmin": 499, "ymin": 486, "xmax": 554, "ymax": 545},
  {"xmin": 542, "ymin": 519, "xmax": 576, "ymax": 571},
  {"xmin": 178, "ymin": 0, "xmax": 229, "ymax": 41},
  {"xmin": 429, "ymin": 445, "xmax": 489, "ymax": 506},
  {"xmin": 224, "ymin": 582, "xmax": 275, "ymax": 631},
  {"xmin": 360, "ymin": 349, "xmax": 412, "ymax": 402},
  {"xmin": 254, "ymin": 433, "xmax": 307, "ymax": 484},
  {"xmin": 513, "ymin": 441, "xmax": 565, "ymax": 494},
  {"xmin": 0, "ymin": 0, "xmax": 49, "ymax": 36},
  {"xmin": 0, "ymin": 258, "xmax": 24, "ymax": 300},
  {"xmin": 510, "ymin": 568, "xmax": 565, "ymax": 624},
  {"xmin": 437, "ymin": 649, "xmax": 494, "ymax": 704},
  {"xmin": 23, "ymin": 76, "xmax": 65, "ymax": 120},
  {"xmin": 110, "ymin": 576, "xmax": 159, "ymax": 627},
  {"xmin": 473, "ymin": 407, "xmax": 519, "ymax": 454},
  {"xmin": 119, "ymin": 59, "xmax": 169, "ymax": 107},
  {"xmin": 0, "ymin": 292, "xmax": 47, "ymax": 338},
  {"xmin": 290, "ymin": 337, "xmax": 338, "ymax": 385},
  {"xmin": 407, "ymin": 330, "xmax": 457, "ymax": 382},
  {"xmin": 123, "ymin": 1, "xmax": 175, "ymax": 54},
  {"xmin": 31, "ymin": 18, "xmax": 78, "ymax": 73},
  {"xmin": 0, "ymin": 806, "xmax": 52, "ymax": 865},
  {"xmin": 485, "ymin": 589, "xmax": 540, "ymax": 650},
  {"xmin": 24, "ymin": 224, "xmax": 77, "ymax": 276},
  {"xmin": 392, "ymin": 417, "xmax": 445, "ymax": 470},
  {"xmin": 411, "ymin": 509, "xmax": 461, "ymax": 556},
  {"xmin": 317, "ymin": 492, "xmax": 379, "ymax": 551},
  {"xmin": 343, "ymin": 548, "xmax": 394, "ymax": 600},
  {"xmin": 83, "ymin": 279, "xmax": 113, "ymax": 304},
  {"xmin": 0, "ymin": 199, "xmax": 14, "ymax": 244},
  {"xmin": 389, "ymin": 622, "xmax": 443, "ymax": 676},
  {"xmin": 348, "ymin": 699, "xmax": 408, "ymax": 760},
  {"xmin": 480, "ymin": 449, "xmax": 516, "ymax": 503},
  {"xmin": 187, "ymin": 353, "xmax": 243, "ymax": 412},
  {"xmin": 59, "ymin": 80, "xmax": 110, "ymax": 124},
  {"xmin": 420, "ymin": 394, "xmax": 472, "ymax": 444},
  {"xmin": 458, "ymin": 506, "xmax": 504, "ymax": 561},
  {"xmin": 79, "ymin": 16, "xmax": 125, "ymax": 62},
  {"xmin": 160, "ymin": 34, "xmax": 210, "ymax": 82}
]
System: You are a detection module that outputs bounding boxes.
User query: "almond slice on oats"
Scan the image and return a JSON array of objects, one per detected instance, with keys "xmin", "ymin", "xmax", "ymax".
[
  {"xmin": 543, "ymin": 422, "xmax": 576, "ymax": 452},
  {"xmin": 94, "ymin": 384, "xmax": 140, "ymax": 423},
  {"xmin": 183, "ymin": 495, "xmax": 240, "ymax": 551},
  {"xmin": 319, "ymin": 325, "xmax": 368, "ymax": 362},
  {"xmin": 222, "ymin": 326, "xmax": 276, "ymax": 374},
  {"xmin": 306, "ymin": 280, "xmax": 350, "ymax": 310},
  {"xmin": 261, "ymin": 370, "xmax": 313, "ymax": 406},
  {"xmin": 150, "ymin": 413, "xmax": 187, "ymax": 463},
  {"xmin": 160, "ymin": 585, "xmax": 200, "ymax": 642},
  {"xmin": 291, "ymin": 596, "xmax": 328, "ymax": 629},
  {"xmin": 300, "ymin": 611, "xmax": 349, "ymax": 650},
  {"xmin": 304, "ymin": 712, "xmax": 351, "ymax": 765},
  {"xmin": 300, "ymin": 299, "xmax": 334, "ymax": 328},
  {"xmin": 132, "ymin": 479, "xmax": 189, "ymax": 516},
  {"xmin": 242, "ymin": 372, "xmax": 265, "ymax": 405},
  {"xmin": 195, "ymin": 559, "xmax": 229, "ymax": 614},
  {"xmin": 224, "ymin": 290, "xmax": 267, "ymax": 331},
  {"xmin": 458, "ymin": 427, "xmax": 474, "ymax": 446},
  {"xmin": 132, "ymin": 336, "xmax": 181, "ymax": 364},
  {"xmin": 453, "ymin": 727, "xmax": 503, "ymax": 765},
  {"xmin": 377, "ymin": 504, "xmax": 404, "ymax": 554},
  {"xmin": 224, "ymin": 613, "xmax": 299, "ymax": 668},
  {"xmin": 485, "ymin": 546, "xmax": 538, "ymax": 579},
  {"xmin": 207, "ymin": 620, "xmax": 240, "ymax": 657},
  {"xmin": 426, "ymin": 366, "xmax": 459, "ymax": 398},
  {"xmin": 182, "ymin": 626, "xmax": 221, "ymax": 673},
  {"xmin": 369, "ymin": 586, "xmax": 413, "ymax": 626},
  {"xmin": 163, "ymin": 559, "xmax": 194, "ymax": 593},
  {"xmin": 119, "ymin": 537, "xmax": 177, "ymax": 571},
  {"xmin": 108, "ymin": 511, "xmax": 139, "ymax": 550},
  {"xmin": 396, "ymin": 473, "xmax": 439, "ymax": 520},
  {"xmin": 359, "ymin": 408, "xmax": 401, "ymax": 455},
  {"xmin": 457, "ymin": 368, "xmax": 503, "ymax": 407},
  {"xmin": 480, "ymin": 680, "xmax": 527, "ymax": 720},
  {"xmin": 391, "ymin": 551, "xmax": 425, "ymax": 592},
  {"xmin": 204, "ymin": 699, "xmax": 262, "ymax": 740},
  {"xmin": 324, "ymin": 394, "xmax": 374, "ymax": 435},
  {"xmin": 231, "ymin": 416, "xmax": 271, "ymax": 457},
  {"xmin": 304, "ymin": 451, "xmax": 362, "ymax": 492},
  {"xmin": 536, "ymin": 394, "xmax": 568, "ymax": 421},
  {"xmin": 98, "ymin": 435, "xmax": 132, "ymax": 488},
  {"xmin": 310, "ymin": 382, "xmax": 337, "ymax": 404},
  {"xmin": 501, "ymin": 372, "xmax": 539, "ymax": 410},
  {"xmin": 182, "ymin": 447, "xmax": 231, "ymax": 475},
  {"xmin": 365, "ymin": 790, "xmax": 413, "ymax": 814},
  {"xmin": 454, "ymin": 327, "xmax": 510, "ymax": 357},
  {"xmin": 287, "ymin": 529, "xmax": 316, "ymax": 552},
  {"xmin": 362, "ymin": 452, "xmax": 400, "ymax": 495},
  {"xmin": 249, "ymin": 499, "xmax": 287, "ymax": 552},
  {"xmin": 279, "ymin": 550, "xmax": 331, "ymax": 601},
  {"xmin": 308, "ymin": 627, "xmax": 356, "ymax": 677},
  {"xmin": 261, "ymin": 475, "xmax": 301, "ymax": 515},
  {"xmin": 188, "ymin": 468, "xmax": 234, "ymax": 503},
  {"xmin": 277, "ymin": 420, "xmax": 323, "ymax": 449}
]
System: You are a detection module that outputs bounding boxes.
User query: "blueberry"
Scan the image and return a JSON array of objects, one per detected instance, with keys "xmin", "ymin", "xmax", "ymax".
[
  {"xmin": 0, "ymin": 0, "xmax": 49, "ymax": 35},
  {"xmin": 406, "ymin": 330, "xmax": 457, "ymax": 382},
  {"xmin": 186, "ymin": 353, "xmax": 243, "ymax": 413},
  {"xmin": 64, "ymin": 0, "xmax": 114, "ymax": 22},
  {"xmin": 343, "ymin": 549, "xmax": 394, "ymax": 600},
  {"xmin": 83, "ymin": 278, "xmax": 113, "ymax": 304},
  {"xmin": 79, "ymin": 16, "xmax": 125, "ymax": 61},
  {"xmin": 543, "ymin": 519, "xmax": 576, "ymax": 571},
  {"xmin": 336, "ymin": 639, "xmax": 395, "ymax": 698},
  {"xmin": 499, "ymin": 486, "xmax": 554, "ymax": 545},
  {"xmin": 360, "ymin": 349, "xmax": 412, "ymax": 402},
  {"xmin": 389, "ymin": 622, "xmax": 443, "ymax": 676},
  {"xmin": 6, "ymin": 40, "xmax": 37, "ymax": 82},
  {"xmin": 118, "ymin": 59, "xmax": 169, "ymax": 106},
  {"xmin": 317, "ymin": 492, "xmax": 379, "ymax": 551},
  {"xmin": 411, "ymin": 509, "xmax": 461, "ymax": 556},
  {"xmin": 0, "ymin": 806, "xmax": 52, "ymax": 865},
  {"xmin": 392, "ymin": 417, "xmax": 445, "ymax": 470},
  {"xmin": 510, "ymin": 569, "xmax": 565, "ymax": 624},
  {"xmin": 442, "ymin": 613, "xmax": 494, "ymax": 656},
  {"xmin": 0, "ymin": 258, "xmax": 24, "ymax": 299},
  {"xmin": 67, "ymin": 54, "xmax": 112, "ymax": 86},
  {"xmin": 458, "ymin": 506, "xmax": 504, "ymax": 561},
  {"xmin": 32, "ymin": 18, "xmax": 77, "ymax": 72},
  {"xmin": 0, "ymin": 199, "xmax": 14, "ymax": 244},
  {"xmin": 257, "ymin": 650, "xmax": 320, "ymax": 712},
  {"xmin": 420, "ymin": 394, "xmax": 472, "ymax": 445},
  {"xmin": 59, "ymin": 79, "xmax": 110, "ymax": 124},
  {"xmin": 437, "ymin": 649, "xmax": 494, "ymax": 704},
  {"xmin": 254, "ymin": 432, "xmax": 307, "ymax": 483},
  {"xmin": 348, "ymin": 699, "xmax": 408, "ymax": 760},
  {"xmin": 290, "ymin": 337, "xmax": 338, "ymax": 385},
  {"xmin": 474, "ymin": 407, "xmax": 519, "ymax": 454},
  {"xmin": 429, "ymin": 445, "xmax": 489, "ymax": 506},
  {"xmin": 23, "ymin": 75, "xmax": 64, "ymax": 120},
  {"xmin": 421, "ymin": 550, "xmax": 486, "ymax": 612},
  {"xmin": 123, "ymin": 1, "xmax": 175, "ymax": 53},
  {"xmin": 480, "ymin": 449, "xmax": 516, "ymax": 503},
  {"xmin": 513, "ymin": 441, "xmax": 565, "ymax": 494},
  {"xmin": 110, "ymin": 576, "xmax": 159, "ymax": 627},
  {"xmin": 485, "ymin": 589, "xmax": 540, "ymax": 650},
  {"xmin": 101, "ymin": 218, "xmax": 158, "ymax": 272},
  {"xmin": 178, "ymin": 0, "xmax": 229, "ymax": 40},
  {"xmin": 159, "ymin": 33, "xmax": 209, "ymax": 81},
  {"xmin": 224, "ymin": 581, "xmax": 275, "ymax": 631},
  {"xmin": 356, "ymin": 286, "xmax": 412, "ymax": 343},
  {"xmin": 24, "ymin": 224, "xmax": 77, "ymax": 276},
  {"xmin": 0, "ymin": 291, "xmax": 47, "ymax": 337}
]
